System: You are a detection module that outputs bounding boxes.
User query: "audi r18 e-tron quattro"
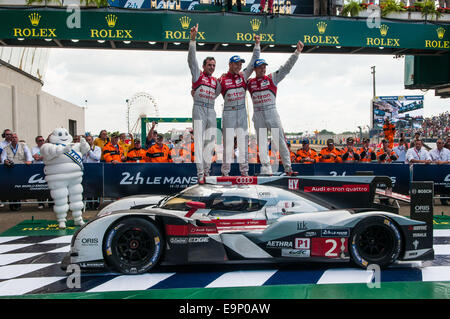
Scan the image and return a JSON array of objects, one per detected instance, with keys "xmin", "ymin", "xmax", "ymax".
[{"xmin": 63, "ymin": 175, "xmax": 433, "ymax": 274}]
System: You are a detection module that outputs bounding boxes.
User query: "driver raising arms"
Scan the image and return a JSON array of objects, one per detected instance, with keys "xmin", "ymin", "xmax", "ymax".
[
  {"xmin": 247, "ymin": 40, "xmax": 304, "ymax": 176},
  {"xmin": 188, "ymin": 23, "xmax": 221, "ymax": 183},
  {"xmin": 219, "ymin": 35, "xmax": 261, "ymax": 177}
]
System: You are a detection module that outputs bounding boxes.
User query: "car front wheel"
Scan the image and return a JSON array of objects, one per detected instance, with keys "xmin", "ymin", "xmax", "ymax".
[{"xmin": 103, "ymin": 217, "xmax": 163, "ymax": 274}]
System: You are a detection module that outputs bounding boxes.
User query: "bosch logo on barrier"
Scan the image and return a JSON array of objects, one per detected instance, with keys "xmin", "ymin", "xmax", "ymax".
[{"xmin": 236, "ymin": 177, "xmax": 255, "ymax": 184}]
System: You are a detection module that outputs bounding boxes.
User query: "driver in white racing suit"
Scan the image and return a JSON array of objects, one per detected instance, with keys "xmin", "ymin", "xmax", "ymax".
[
  {"xmin": 219, "ymin": 35, "xmax": 260, "ymax": 176},
  {"xmin": 247, "ymin": 40, "xmax": 304, "ymax": 176},
  {"xmin": 188, "ymin": 24, "xmax": 221, "ymax": 183}
]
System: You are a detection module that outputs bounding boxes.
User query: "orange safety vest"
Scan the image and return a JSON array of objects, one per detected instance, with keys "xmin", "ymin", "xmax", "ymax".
[
  {"xmin": 146, "ymin": 144, "xmax": 172, "ymax": 163},
  {"xmin": 358, "ymin": 147, "xmax": 376, "ymax": 163},
  {"xmin": 126, "ymin": 148, "xmax": 147, "ymax": 163},
  {"xmin": 296, "ymin": 148, "xmax": 318, "ymax": 164},
  {"xmin": 103, "ymin": 142, "xmax": 124, "ymax": 163},
  {"xmin": 376, "ymin": 148, "xmax": 398, "ymax": 163},
  {"xmin": 318, "ymin": 147, "xmax": 342, "ymax": 163},
  {"xmin": 340, "ymin": 147, "xmax": 360, "ymax": 163}
]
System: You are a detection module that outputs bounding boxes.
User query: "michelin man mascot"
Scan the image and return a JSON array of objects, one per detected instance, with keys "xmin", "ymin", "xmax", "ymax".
[{"xmin": 41, "ymin": 128, "xmax": 90, "ymax": 229}]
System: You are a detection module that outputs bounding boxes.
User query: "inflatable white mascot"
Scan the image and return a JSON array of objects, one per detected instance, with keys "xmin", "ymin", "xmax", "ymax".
[{"xmin": 41, "ymin": 128, "xmax": 90, "ymax": 229}]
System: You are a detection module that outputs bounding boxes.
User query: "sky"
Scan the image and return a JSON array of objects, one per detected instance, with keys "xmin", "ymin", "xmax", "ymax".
[{"xmin": 42, "ymin": 47, "xmax": 450, "ymax": 137}]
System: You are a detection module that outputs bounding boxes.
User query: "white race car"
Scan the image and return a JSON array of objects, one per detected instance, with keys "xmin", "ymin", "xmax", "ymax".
[{"xmin": 63, "ymin": 175, "xmax": 433, "ymax": 274}]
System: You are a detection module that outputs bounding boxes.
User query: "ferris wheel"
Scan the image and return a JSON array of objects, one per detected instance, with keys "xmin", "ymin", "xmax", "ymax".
[{"xmin": 126, "ymin": 92, "xmax": 160, "ymax": 138}]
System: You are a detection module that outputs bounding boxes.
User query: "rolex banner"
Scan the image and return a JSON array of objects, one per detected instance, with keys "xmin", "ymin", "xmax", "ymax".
[{"xmin": 0, "ymin": 8, "xmax": 448, "ymax": 51}]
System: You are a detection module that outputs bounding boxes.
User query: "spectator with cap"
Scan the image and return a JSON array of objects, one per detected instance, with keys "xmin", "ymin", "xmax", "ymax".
[
  {"xmin": 31, "ymin": 135, "xmax": 45, "ymax": 164},
  {"xmin": 94, "ymin": 129, "xmax": 110, "ymax": 162},
  {"xmin": 319, "ymin": 139, "xmax": 342, "ymax": 163},
  {"xmin": 429, "ymin": 138, "xmax": 450, "ymax": 165},
  {"xmin": 393, "ymin": 138, "xmax": 408, "ymax": 163},
  {"xmin": 146, "ymin": 134, "xmax": 172, "ymax": 163},
  {"xmin": 405, "ymin": 139, "xmax": 431, "ymax": 164},
  {"xmin": 103, "ymin": 133, "xmax": 126, "ymax": 164},
  {"xmin": 82, "ymin": 135, "xmax": 101, "ymax": 163},
  {"xmin": 358, "ymin": 138, "xmax": 376, "ymax": 163},
  {"xmin": 340, "ymin": 137, "xmax": 360, "ymax": 163},
  {"xmin": 296, "ymin": 139, "xmax": 318, "ymax": 164},
  {"xmin": 126, "ymin": 139, "xmax": 147, "ymax": 163},
  {"xmin": 377, "ymin": 139, "xmax": 398, "ymax": 163}
]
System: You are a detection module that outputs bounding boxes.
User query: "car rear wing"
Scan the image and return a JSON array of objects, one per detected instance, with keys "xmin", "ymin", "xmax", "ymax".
[{"xmin": 375, "ymin": 188, "xmax": 411, "ymax": 203}]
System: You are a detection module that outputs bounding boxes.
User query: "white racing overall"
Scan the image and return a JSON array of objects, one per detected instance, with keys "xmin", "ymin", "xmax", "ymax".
[
  {"xmin": 188, "ymin": 40, "xmax": 221, "ymax": 179},
  {"xmin": 248, "ymin": 51, "xmax": 300, "ymax": 175},
  {"xmin": 219, "ymin": 43, "xmax": 260, "ymax": 176}
]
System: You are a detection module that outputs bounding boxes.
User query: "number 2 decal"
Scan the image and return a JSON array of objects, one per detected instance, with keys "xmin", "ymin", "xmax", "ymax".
[
  {"xmin": 311, "ymin": 238, "xmax": 348, "ymax": 258},
  {"xmin": 325, "ymin": 239, "xmax": 338, "ymax": 257}
]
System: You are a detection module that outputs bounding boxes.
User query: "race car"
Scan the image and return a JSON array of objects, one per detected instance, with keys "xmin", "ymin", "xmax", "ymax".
[{"xmin": 63, "ymin": 175, "xmax": 434, "ymax": 274}]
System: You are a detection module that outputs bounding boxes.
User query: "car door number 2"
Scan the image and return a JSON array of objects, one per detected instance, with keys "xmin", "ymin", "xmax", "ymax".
[{"xmin": 325, "ymin": 239, "xmax": 338, "ymax": 257}]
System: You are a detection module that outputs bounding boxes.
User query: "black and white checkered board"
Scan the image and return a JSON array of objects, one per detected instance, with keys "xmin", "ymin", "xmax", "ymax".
[{"xmin": 0, "ymin": 230, "xmax": 450, "ymax": 296}]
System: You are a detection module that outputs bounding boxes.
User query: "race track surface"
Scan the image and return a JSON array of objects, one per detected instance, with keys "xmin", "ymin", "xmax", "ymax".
[{"xmin": 0, "ymin": 225, "xmax": 449, "ymax": 299}]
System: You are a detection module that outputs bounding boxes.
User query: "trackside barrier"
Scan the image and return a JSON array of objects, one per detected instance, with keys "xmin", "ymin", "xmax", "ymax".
[{"xmin": 0, "ymin": 163, "xmax": 448, "ymax": 200}]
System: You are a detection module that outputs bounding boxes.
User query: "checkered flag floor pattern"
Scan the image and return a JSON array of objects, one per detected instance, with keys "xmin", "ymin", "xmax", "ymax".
[{"xmin": 0, "ymin": 230, "xmax": 449, "ymax": 296}]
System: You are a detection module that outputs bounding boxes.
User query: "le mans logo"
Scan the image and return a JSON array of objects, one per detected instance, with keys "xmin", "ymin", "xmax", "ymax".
[
  {"xmin": 303, "ymin": 22, "xmax": 340, "ymax": 45},
  {"xmin": 366, "ymin": 24, "xmax": 400, "ymax": 47},
  {"xmin": 164, "ymin": 16, "xmax": 206, "ymax": 41},
  {"xmin": 90, "ymin": 14, "xmax": 133, "ymax": 39},
  {"xmin": 424, "ymin": 27, "xmax": 449, "ymax": 49},
  {"xmin": 235, "ymin": 18, "xmax": 275, "ymax": 43},
  {"xmin": 13, "ymin": 12, "xmax": 57, "ymax": 38}
]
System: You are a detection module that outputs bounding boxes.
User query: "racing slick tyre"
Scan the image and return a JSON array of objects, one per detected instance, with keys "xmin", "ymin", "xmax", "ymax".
[
  {"xmin": 103, "ymin": 217, "xmax": 164, "ymax": 274},
  {"xmin": 349, "ymin": 216, "xmax": 402, "ymax": 269}
]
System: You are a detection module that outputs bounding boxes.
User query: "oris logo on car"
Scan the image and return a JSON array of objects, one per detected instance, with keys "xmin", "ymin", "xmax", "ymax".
[{"xmin": 81, "ymin": 238, "xmax": 99, "ymax": 246}]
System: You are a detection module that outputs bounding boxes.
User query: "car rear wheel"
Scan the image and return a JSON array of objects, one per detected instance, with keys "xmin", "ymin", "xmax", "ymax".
[
  {"xmin": 349, "ymin": 216, "xmax": 402, "ymax": 269},
  {"xmin": 103, "ymin": 217, "xmax": 163, "ymax": 274}
]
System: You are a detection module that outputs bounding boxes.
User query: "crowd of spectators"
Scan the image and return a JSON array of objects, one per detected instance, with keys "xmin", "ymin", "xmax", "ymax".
[
  {"xmin": 393, "ymin": 111, "xmax": 449, "ymax": 139},
  {"xmin": 0, "ymin": 121, "xmax": 448, "ymax": 210},
  {"xmin": 1, "ymin": 122, "xmax": 448, "ymax": 168}
]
